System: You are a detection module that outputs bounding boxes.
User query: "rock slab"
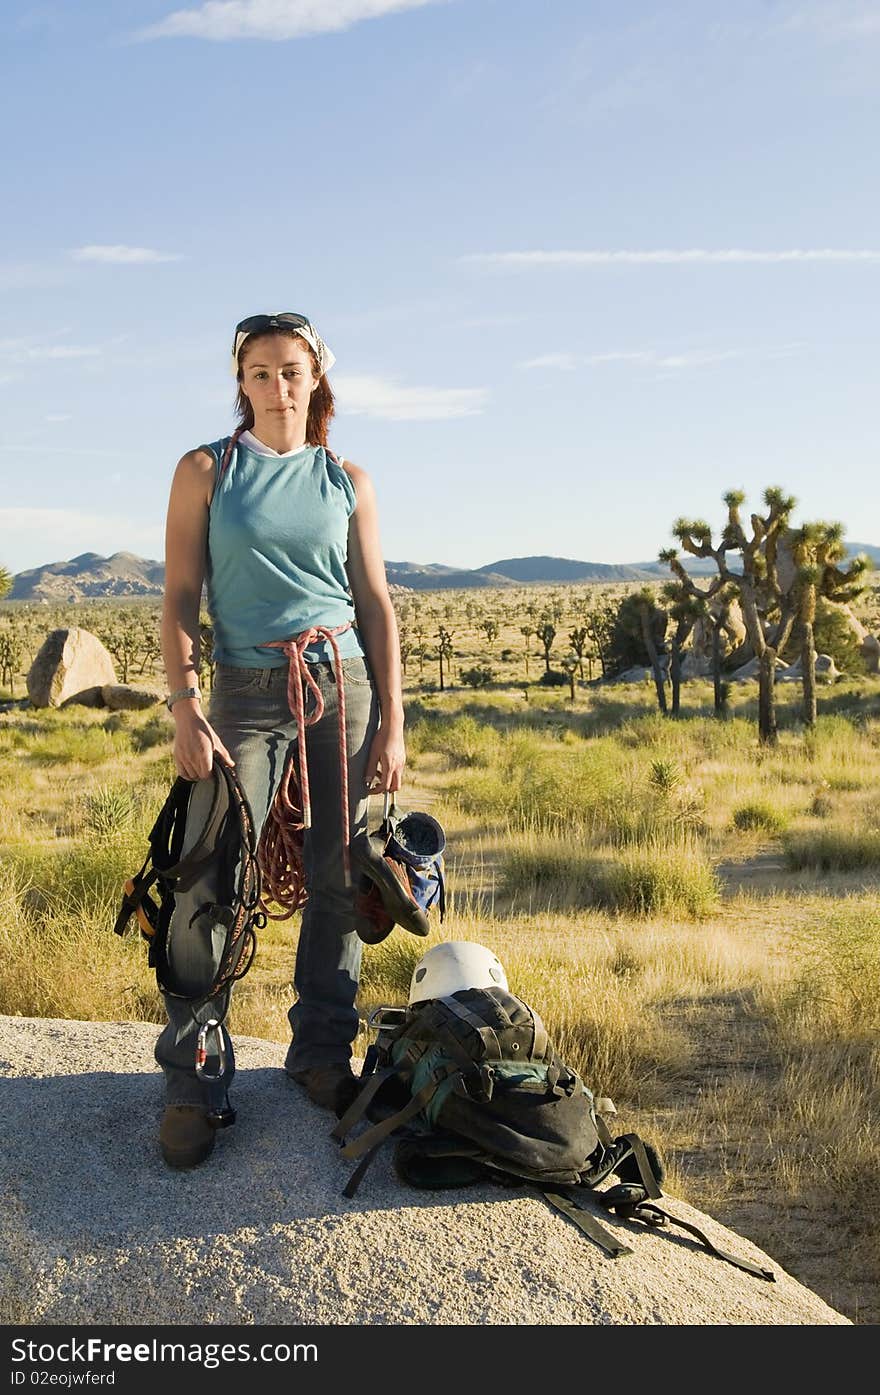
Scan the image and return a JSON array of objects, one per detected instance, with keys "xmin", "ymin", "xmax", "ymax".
[
  {"xmin": 26, "ymin": 628, "xmax": 117, "ymax": 708},
  {"xmin": 0, "ymin": 1016, "xmax": 851, "ymax": 1327}
]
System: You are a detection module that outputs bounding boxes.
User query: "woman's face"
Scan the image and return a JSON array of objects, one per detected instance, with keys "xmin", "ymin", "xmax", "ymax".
[{"xmin": 238, "ymin": 334, "xmax": 319, "ymax": 426}]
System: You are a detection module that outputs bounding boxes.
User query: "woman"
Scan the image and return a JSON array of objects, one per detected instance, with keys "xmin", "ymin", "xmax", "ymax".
[{"xmin": 158, "ymin": 311, "xmax": 405, "ymax": 1168}]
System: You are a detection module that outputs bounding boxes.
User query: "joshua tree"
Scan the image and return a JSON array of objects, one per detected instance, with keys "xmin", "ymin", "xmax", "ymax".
[
  {"xmin": 561, "ymin": 652, "xmax": 579, "ymax": 702},
  {"xmin": 519, "ymin": 624, "xmax": 533, "ymax": 677},
  {"xmin": 536, "ymin": 619, "xmax": 556, "ymax": 674},
  {"xmin": 671, "ymin": 487, "xmax": 796, "ymax": 745},
  {"xmin": 480, "ymin": 617, "xmax": 499, "ymax": 649},
  {"xmin": 0, "ymin": 566, "xmax": 12, "ymax": 601},
  {"xmin": 659, "ymin": 563, "xmax": 740, "ymax": 717},
  {"xmin": 583, "ymin": 601, "xmax": 616, "ymax": 678},
  {"xmin": 568, "ymin": 625, "xmax": 589, "ymax": 680},
  {"xmin": 790, "ymin": 523, "xmax": 869, "ymax": 727},
  {"xmin": 437, "ymin": 626, "xmax": 454, "ymax": 691},
  {"xmin": 658, "ymin": 586, "xmax": 703, "ymax": 717},
  {"xmin": 0, "ymin": 621, "xmax": 24, "ymax": 695},
  {"xmin": 617, "ymin": 588, "xmax": 669, "ymax": 713}
]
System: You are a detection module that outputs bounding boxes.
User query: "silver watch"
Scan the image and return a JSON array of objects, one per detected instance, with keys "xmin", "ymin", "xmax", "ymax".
[{"xmin": 165, "ymin": 686, "xmax": 201, "ymax": 711}]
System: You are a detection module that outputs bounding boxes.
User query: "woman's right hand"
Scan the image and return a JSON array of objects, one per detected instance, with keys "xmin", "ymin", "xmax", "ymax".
[{"xmin": 172, "ymin": 704, "xmax": 235, "ymax": 782}]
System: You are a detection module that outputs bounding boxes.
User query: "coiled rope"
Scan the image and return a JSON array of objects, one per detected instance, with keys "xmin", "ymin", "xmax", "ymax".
[{"xmin": 216, "ymin": 431, "xmax": 355, "ymax": 921}]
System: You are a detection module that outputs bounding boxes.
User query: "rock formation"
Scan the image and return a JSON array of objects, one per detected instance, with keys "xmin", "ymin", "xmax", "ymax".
[
  {"xmin": 0, "ymin": 1016, "xmax": 851, "ymax": 1327},
  {"xmin": 26, "ymin": 628, "xmax": 117, "ymax": 708}
]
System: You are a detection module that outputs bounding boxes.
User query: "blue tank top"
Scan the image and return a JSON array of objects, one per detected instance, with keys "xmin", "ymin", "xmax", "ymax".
[{"xmin": 203, "ymin": 437, "xmax": 366, "ymax": 667}]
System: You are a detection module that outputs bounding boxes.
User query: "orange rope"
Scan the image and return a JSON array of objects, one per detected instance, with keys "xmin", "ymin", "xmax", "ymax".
[
  {"xmin": 258, "ymin": 624, "xmax": 353, "ymax": 920},
  {"xmin": 214, "ymin": 435, "xmax": 356, "ymax": 920}
]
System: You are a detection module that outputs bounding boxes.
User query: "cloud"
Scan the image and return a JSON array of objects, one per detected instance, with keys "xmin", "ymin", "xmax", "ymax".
[
  {"xmin": 464, "ymin": 248, "xmax": 880, "ymax": 268},
  {"xmin": 781, "ymin": 4, "xmax": 880, "ymax": 39},
  {"xmin": 137, "ymin": 0, "xmax": 441, "ymax": 42},
  {"xmin": 70, "ymin": 245, "xmax": 183, "ymax": 264},
  {"xmin": 334, "ymin": 374, "xmax": 487, "ymax": 421},
  {"xmin": 0, "ymin": 336, "xmax": 102, "ymax": 365},
  {"xmin": 25, "ymin": 346, "xmax": 102, "ymax": 360},
  {"xmin": 518, "ymin": 345, "xmax": 807, "ymax": 372},
  {"xmin": 519, "ymin": 353, "xmax": 578, "ymax": 371}
]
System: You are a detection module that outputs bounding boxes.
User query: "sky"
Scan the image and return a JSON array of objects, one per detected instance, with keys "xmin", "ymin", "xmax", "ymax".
[{"xmin": 1, "ymin": 0, "xmax": 878, "ymax": 575}]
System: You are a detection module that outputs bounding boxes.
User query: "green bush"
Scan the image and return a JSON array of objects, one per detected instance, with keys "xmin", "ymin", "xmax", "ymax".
[
  {"xmin": 594, "ymin": 840, "xmax": 720, "ymax": 919},
  {"xmin": 501, "ymin": 835, "xmax": 719, "ymax": 920},
  {"xmin": 460, "ymin": 664, "xmax": 495, "ymax": 689},
  {"xmin": 732, "ymin": 801, "xmax": 789, "ymax": 834}
]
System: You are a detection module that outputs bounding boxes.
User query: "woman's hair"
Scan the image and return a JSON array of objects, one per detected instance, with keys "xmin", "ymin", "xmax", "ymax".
[{"xmin": 234, "ymin": 327, "xmax": 335, "ymax": 447}]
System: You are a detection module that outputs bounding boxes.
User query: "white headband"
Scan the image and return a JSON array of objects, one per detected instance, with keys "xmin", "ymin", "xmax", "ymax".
[{"xmin": 231, "ymin": 315, "xmax": 336, "ymax": 377}]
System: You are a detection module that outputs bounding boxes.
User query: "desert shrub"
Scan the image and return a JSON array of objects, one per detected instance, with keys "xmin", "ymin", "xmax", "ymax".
[
  {"xmin": 784, "ymin": 828, "xmax": 880, "ymax": 873},
  {"xmin": 773, "ymin": 903, "xmax": 880, "ymax": 1038},
  {"xmin": 591, "ymin": 840, "xmax": 720, "ymax": 919},
  {"xmin": 537, "ymin": 669, "xmax": 569, "ymax": 687},
  {"xmin": 649, "ymin": 758, "xmax": 681, "ymax": 795},
  {"xmin": 460, "ymin": 664, "xmax": 495, "ymax": 689},
  {"xmin": 82, "ymin": 784, "xmax": 139, "ymax": 836},
  {"xmin": 732, "ymin": 801, "xmax": 789, "ymax": 834},
  {"xmin": 502, "ymin": 836, "xmax": 719, "ymax": 920},
  {"xmin": 131, "ymin": 711, "xmax": 172, "ymax": 752}
]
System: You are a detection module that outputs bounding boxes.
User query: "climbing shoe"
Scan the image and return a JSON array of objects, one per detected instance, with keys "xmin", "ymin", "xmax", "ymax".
[
  {"xmin": 159, "ymin": 1105, "xmax": 218, "ymax": 1170},
  {"xmin": 288, "ymin": 1063, "xmax": 361, "ymax": 1117}
]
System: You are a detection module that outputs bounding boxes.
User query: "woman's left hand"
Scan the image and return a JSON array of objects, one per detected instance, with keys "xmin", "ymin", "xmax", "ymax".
[{"xmin": 364, "ymin": 724, "xmax": 406, "ymax": 793}]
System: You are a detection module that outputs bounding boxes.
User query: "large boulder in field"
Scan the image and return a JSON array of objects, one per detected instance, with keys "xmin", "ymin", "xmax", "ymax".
[
  {"xmin": 778, "ymin": 653, "xmax": 841, "ymax": 683},
  {"xmin": 27, "ymin": 627, "xmax": 117, "ymax": 708},
  {"xmin": 728, "ymin": 656, "xmax": 792, "ymax": 683},
  {"xmin": 101, "ymin": 684, "xmax": 164, "ymax": 711}
]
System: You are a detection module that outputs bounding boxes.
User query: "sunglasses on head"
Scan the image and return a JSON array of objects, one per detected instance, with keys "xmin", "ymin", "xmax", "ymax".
[{"xmin": 233, "ymin": 312, "xmax": 312, "ymax": 349}]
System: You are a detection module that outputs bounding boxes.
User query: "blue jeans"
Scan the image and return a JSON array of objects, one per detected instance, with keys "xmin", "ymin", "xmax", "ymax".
[{"xmin": 154, "ymin": 654, "xmax": 380, "ymax": 1108}]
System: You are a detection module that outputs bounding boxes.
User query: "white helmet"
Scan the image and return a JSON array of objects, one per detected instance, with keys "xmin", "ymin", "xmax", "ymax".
[{"xmin": 408, "ymin": 941, "xmax": 508, "ymax": 1004}]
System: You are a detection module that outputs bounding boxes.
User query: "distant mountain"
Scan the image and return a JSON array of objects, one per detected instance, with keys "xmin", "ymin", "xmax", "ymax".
[
  {"xmin": 478, "ymin": 556, "xmax": 658, "ymax": 583},
  {"xmin": 385, "ymin": 562, "xmax": 516, "ymax": 590},
  {"xmin": 8, "ymin": 543, "xmax": 877, "ymax": 602},
  {"xmin": 9, "ymin": 551, "xmax": 165, "ymax": 602}
]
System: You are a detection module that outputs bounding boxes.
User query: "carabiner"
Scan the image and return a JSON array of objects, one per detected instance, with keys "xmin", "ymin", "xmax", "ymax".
[{"xmin": 195, "ymin": 1018, "xmax": 226, "ymax": 1081}]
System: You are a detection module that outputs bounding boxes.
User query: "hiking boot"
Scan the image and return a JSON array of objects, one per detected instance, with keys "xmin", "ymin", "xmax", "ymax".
[
  {"xmin": 159, "ymin": 1105, "xmax": 217, "ymax": 1170},
  {"xmin": 288, "ymin": 1063, "xmax": 361, "ymax": 1117}
]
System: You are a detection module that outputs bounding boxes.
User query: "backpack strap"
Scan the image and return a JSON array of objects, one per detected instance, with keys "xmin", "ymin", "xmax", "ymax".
[
  {"xmin": 330, "ymin": 1065, "xmax": 398, "ymax": 1142},
  {"xmin": 597, "ymin": 1190, "xmax": 775, "ymax": 1282},
  {"xmin": 337, "ymin": 1061, "xmax": 461, "ymax": 1162},
  {"xmin": 439, "ymin": 996, "xmax": 504, "ymax": 1059},
  {"xmin": 541, "ymin": 1190, "xmax": 634, "ymax": 1259}
]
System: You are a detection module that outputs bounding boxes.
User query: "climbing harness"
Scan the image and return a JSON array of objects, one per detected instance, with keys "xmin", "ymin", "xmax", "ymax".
[{"xmin": 114, "ymin": 755, "xmax": 264, "ymax": 1105}]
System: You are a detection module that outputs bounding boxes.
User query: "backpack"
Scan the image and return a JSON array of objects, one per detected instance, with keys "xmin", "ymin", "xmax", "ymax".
[
  {"xmin": 332, "ymin": 986, "xmax": 774, "ymax": 1280},
  {"xmin": 114, "ymin": 757, "xmax": 265, "ymax": 1036}
]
